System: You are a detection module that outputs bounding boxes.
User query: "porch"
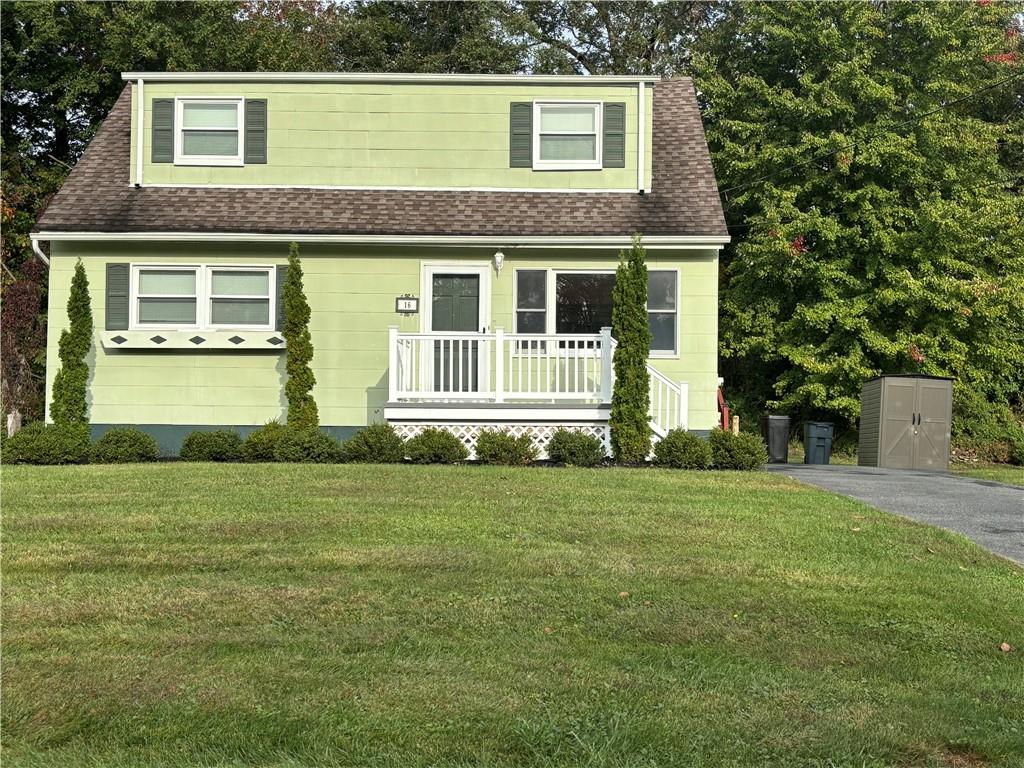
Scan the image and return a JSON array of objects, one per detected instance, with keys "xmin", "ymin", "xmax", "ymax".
[{"xmin": 384, "ymin": 327, "xmax": 688, "ymax": 456}]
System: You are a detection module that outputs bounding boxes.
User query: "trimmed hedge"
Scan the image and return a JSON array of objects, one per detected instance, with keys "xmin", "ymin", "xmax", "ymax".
[
  {"xmin": 272, "ymin": 428, "xmax": 342, "ymax": 463},
  {"xmin": 89, "ymin": 427, "xmax": 159, "ymax": 463},
  {"xmin": 653, "ymin": 429, "xmax": 712, "ymax": 469},
  {"xmin": 406, "ymin": 428, "xmax": 468, "ymax": 464},
  {"xmin": 3, "ymin": 423, "xmax": 90, "ymax": 465},
  {"xmin": 343, "ymin": 423, "xmax": 406, "ymax": 463},
  {"xmin": 242, "ymin": 421, "xmax": 287, "ymax": 462},
  {"xmin": 709, "ymin": 429, "xmax": 768, "ymax": 470},
  {"xmin": 179, "ymin": 430, "xmax": 243, "ymax": 462},
  {"xmin": 546, "ymin": 429, "xmax": 606, "ymax": 467},
  {"xmin": 474, "ymin": 430, "xmax": 537, "ymax": 466}
]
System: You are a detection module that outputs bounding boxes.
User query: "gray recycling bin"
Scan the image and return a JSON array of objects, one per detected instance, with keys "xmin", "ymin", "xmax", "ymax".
[
  {"xmin": 759, "ymin": 414, "xmax": 790, "ymax": 464},
  {"xmin": 803, "ymin": 422, "xmax": 834, "ymax": 464}
]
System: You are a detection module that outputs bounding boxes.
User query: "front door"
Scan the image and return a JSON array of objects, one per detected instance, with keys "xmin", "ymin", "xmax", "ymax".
[{"xmin": 432, "ymin": 274, "xmax": 481, "ymax": 392}]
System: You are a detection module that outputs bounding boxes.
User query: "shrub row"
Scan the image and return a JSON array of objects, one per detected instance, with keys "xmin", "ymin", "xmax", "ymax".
[
  {"xmin": 654, "ymin": 428, "xmax": 768, "ymax": 470},
  {"xmin": 3, "ymin": 423, "xmax": 766, "ymax": 470}
]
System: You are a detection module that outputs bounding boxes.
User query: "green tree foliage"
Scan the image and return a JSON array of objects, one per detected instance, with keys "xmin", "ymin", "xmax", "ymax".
[
  {"xmin": 49, "ymin": 259, "xmax": 91, "ymax": 426},
  {"xmin": 610, "ymin": 235, "xmax": 651, "ymax": 464},
  {"xmin": 505, "ymin": 1, "xmax": 713, "ymax": 75},
  {"xmin": 282, "ymin": 243, "xmax": 318, "ymax": 429},
  {"xmin": 694, "ymin": 1, "xmax": 1024, "ymax": 433}
]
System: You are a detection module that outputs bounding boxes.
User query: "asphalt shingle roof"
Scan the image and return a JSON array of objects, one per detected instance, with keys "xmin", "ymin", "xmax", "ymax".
[{"xmin": 35, "ymin": 78, "xmax": 727, "ymax": 238}]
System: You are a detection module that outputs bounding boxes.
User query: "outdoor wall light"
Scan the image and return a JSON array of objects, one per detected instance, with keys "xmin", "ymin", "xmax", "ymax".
[{"xmin": 493, "ymin": 250, "xmax": 505, "ymax": 274}]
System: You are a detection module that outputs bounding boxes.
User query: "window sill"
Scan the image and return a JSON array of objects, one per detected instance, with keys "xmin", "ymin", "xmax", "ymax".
[
  {"xmin": 101, "ymin": 330, "xmax": 285, "ymax": 351},
  {"xmin": 173, "ymin": 157, "xmax": 244, "ymax": 167},
  {"xmin": 531, "ymin": 162, "xmax": 603, "ymax": 172}
]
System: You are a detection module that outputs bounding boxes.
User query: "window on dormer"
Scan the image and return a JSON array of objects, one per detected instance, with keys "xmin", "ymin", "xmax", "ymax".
[
  {"xmin": 175, "ymin": 99, "xmax": 244, "ymax": 166},
  {"xmin": 533, "ymin": 102, "xmax": 602, "ymax": 171}
]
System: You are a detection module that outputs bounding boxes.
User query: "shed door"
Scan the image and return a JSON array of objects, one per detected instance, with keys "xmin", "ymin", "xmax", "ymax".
[
  {"xmin": 914, "ymin": 379, "xmax": 951, "ymax": 470},
  {"xmin": 881, "ymin": 378, "xmax": 917, "ymax": 469}
]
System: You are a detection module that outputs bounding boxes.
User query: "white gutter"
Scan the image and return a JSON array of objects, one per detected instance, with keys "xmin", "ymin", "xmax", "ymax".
[
  {"xmin": 121, "ymin": 71, "xmax": 660, "ymax": 85},
  {"xmin": 637, "ymin": 82, "xmax": 645, "ymax": 193},
  {"xmin": 31, "ymin": 232, "xmax": 729, "ymax": 249},
  {"xmin": 135, "ymin": 78, "xmax": 144, "ymax": 186},
  {"xmin": 31, "ymin": 239, "xmax": 50, "ymax": 265}
]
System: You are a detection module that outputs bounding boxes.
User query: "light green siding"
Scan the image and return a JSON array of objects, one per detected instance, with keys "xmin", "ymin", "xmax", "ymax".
[
  {"xmin": 131, "ymin": 82, "xmax": 653, "ymax": 190},
  {"xmin": 45, "ymin": 241, "xmax": 718, "ymax": 431}
]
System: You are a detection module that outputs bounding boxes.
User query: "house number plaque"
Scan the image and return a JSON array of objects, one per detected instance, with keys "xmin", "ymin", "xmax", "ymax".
[{"xmin": 395, "ymin": 295, "xmax": 419, "ymax": 314}]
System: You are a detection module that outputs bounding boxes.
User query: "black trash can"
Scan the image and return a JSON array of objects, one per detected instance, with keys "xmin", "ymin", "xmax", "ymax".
[
  {"xmin": 804, "ymin": 422, "xmax": 834, "ymax": 465},
  {"xmin": 760, "ymin": 414, "xmax": 790, "ymax": 464}
]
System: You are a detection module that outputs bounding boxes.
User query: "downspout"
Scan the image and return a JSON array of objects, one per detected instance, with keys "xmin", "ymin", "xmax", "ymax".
[
  {"xmin": 135, "ymin": 78, "xmax": 144, "ymax": 187},
  {"xmin": 31, "ymin": 238, "xmax": 50, "ymax": 266},
  {"xmin": 637, "ymin": 80, "xmax": 645, "ymax": 194}
]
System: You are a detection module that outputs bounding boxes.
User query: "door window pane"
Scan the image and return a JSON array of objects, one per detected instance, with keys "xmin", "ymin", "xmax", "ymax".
[
  {"xmin": 539, "ymin": 135, "xmax": 597, "ymax": 161},
  {"xmin": 211, "ymin": 298, "xmax": 270, "ymax": 325},
  {"xmin": 138, "ymin": 298, "xmax": 197, "ymax": 324},
  {"xmin": 555, "ymin": 273, "xmax": 615, "ymax": 334},
  {"xmin": 182, "ymin": 102, "xmax": 238, "ymax": 129},
  {"xmin": 138, "ymin": 270, "xmax": 195, "ymax": 295},
  {"xmin": 212, "ymin": 270, "xmax": 270, "ymax": 296},
  {"xmin": 182, "ymin": 130, "xmax": 239, "ymax": 156}
]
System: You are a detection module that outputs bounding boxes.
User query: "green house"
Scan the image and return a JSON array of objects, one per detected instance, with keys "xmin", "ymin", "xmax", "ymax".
[{"xmin": 32, "ymin": 72, "xmax": 728, "ymax": 456}]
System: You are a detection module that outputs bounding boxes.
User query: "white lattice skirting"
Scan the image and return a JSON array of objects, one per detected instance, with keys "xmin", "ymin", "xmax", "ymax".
[{"xmin": 391, "ymin": 422, "xmax": 610, "ymax": 460}]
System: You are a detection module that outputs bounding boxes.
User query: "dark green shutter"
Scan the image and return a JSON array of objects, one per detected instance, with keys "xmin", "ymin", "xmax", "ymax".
[
  {"xmin": 602, "ymin": 102, "xmax": 626, "ymax": 168},
  {"xmin": 509, "ymin": 102, "xmax": 532, "ymax": 168},
  {"xmin": 106, "ymin": 264, "xmax": 130, "ymax": 330},
  {"xmin": 151, "ymin": 99, "xmax": 174, "ymax": 163},
  {"xmin": 244, "ymin": 99, "xmax": 267, "ymax": 164},
  {"xmin": 275, "ymin": 264, "xmax": 287, "ymax": 331}
]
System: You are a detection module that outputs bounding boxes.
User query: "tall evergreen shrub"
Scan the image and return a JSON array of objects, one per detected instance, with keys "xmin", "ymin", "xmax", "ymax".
[
  {"xmin": 282, "ymin": 242, "xmax": 318, "ymax": 429},
  {"xmin": 50, "ymin": 259, "xmax": 92, "ymax": 426},
  {"xmin": 610, "ymin": 235, "xmax": 651, "ymax": 463}
]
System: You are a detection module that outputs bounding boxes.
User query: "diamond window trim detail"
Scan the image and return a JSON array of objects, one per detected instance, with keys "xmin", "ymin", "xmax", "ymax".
[
  {"xmin": 267, "ymin": 336, "xmax": 284, "ymax": 346},
  {"xmin": 111, "ymin": 335, "xmax": 127, "ymax": 344},
  {"xmin": 189, "ymin": 336, "xmax": 206, "ymax": 345},
  {"xmin": 229, "ymin": 335, "xmax": 245, "ymax": 345},
  {"xmin": 150, "ymin": 335, "xmax": 167, "ymax": 344}
]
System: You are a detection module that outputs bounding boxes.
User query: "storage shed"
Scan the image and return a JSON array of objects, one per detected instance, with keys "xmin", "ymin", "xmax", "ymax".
[{"xmin": 858, "ymin": 375, "xmax": 953, "ymax": 470}]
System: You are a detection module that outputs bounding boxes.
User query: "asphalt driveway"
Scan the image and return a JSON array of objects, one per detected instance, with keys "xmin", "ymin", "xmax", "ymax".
[{"xmin": 767, "ymin": 464, "xmax": 1024, "ymax": 564}]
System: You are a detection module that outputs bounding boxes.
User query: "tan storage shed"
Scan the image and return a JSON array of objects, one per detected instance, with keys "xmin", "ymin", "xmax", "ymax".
[{"xmin": 858, "ymin": 375, "xmax": 953, "ymax": 470}]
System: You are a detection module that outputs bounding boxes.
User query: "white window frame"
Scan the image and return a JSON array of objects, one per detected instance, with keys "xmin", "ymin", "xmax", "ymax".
[
  {"xmin": 646, "ymin": 269, "xmax": 680, "ymax": 359},
  {"xmin": 512, "ymin": 268, "xmax": 547, "ymax": 335},
  {"xmin": 129, "ymin": 264, "xmax": 275, "ymax": 331},
  {"xmin": 513, "ymin": 267, "xmax": 679, "ymax": 358},
  {"xmin": 174, "ymin": 97, "xmax": 244, "ymax": 167},
  {"xmin": 532, "ymin": 101, "xmax": 603, "ymax": 171}
]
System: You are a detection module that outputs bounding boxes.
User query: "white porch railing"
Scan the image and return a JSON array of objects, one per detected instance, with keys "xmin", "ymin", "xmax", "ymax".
[
  {"xmin": 387, "ymin": 326, "xmax": 688, "ymax": 434},
  {"xmin": 388, "ymin": 327, "xmax": 613, "ymax": 403}
]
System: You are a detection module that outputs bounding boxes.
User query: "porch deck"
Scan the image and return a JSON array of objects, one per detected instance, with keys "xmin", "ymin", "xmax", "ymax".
[{"xmin": 385, "ymin": 328, "xmax": 688, "ymax": 455}]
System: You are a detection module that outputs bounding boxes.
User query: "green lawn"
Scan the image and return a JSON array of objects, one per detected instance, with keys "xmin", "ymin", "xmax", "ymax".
[
  {"xmin": 3, "ymin": 464, "xmax": 1022, "ymax": 768},
  {"xmin": 952, "ymin": 463, "xmax": 1024, "ymax": 487}
]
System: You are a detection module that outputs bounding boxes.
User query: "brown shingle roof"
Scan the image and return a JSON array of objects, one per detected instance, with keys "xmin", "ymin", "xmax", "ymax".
[{"xmin": 34, "ymin": 78, "xmax": 727, "ymax": 238}]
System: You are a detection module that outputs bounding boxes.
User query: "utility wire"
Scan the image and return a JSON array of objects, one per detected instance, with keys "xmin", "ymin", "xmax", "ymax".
[{"xmin": 719, "ymin": 71, "xmax": 1024, "ymax": 197}]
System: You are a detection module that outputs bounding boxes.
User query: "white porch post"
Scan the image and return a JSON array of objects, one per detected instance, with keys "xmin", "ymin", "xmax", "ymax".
[
  {"xmin": 600, "ymin": 326, "xmax": 613, "ymax": 403},
  {"xmin": 494, "ymin": 327, "xmax": 505, "ymax": 403},
  {"xmin": 679, "ymin": 380, "xmax": 689, "ymax": 430},
  {"xmin": 387, "ymin": 326, "xmax": 399, "ymax": 402}
]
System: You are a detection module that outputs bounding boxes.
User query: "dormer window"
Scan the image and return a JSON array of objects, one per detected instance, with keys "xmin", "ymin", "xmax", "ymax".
[
  {"xmin": 175, "ymin": 98, "xmax": 244, "ymax": 166},
  {"xmin": 532, "ymin": 102, "xmax": 603, "ymax": 171}
]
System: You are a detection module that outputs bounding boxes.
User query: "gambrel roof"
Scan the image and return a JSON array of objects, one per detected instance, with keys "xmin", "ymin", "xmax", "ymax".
[{"xmin": 34, "ymin": 78, "xmax": 727, "ymax": 238}]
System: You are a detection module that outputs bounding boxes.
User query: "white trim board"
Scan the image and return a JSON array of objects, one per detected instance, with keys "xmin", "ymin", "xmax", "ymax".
[
  {"xmin": 32, "ymin": 233, "xmax": 730, "ymax": 249},
  {"xmin": 131, "ymin": 183, "xmax": 644, "ymax": 194},
  {"xmin": 122, "ymin": 72, "xmax": 661, "ymax": 85}
]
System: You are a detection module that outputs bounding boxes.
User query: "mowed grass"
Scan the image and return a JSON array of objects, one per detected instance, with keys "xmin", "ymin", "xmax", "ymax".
[
  {"xmin": 2, "ymin": 464, "xmax": 1022, "ymax": 768},
  {"xmin": 953, "ymin": 463, "xmax": 1024, "ymax": 487}
]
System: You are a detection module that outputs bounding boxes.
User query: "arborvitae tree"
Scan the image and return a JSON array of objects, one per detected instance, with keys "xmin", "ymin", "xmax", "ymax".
[
  {"xmin": 50, "ymin": 259, "xmax": 92, "ymax": 426},
  {"xmin": 282, "ymin": 242, "xmax": 318, "ymax": 429},
  {"xmin": 610, "ymin": 235, "xmax": 652, "ymax": 463}
]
